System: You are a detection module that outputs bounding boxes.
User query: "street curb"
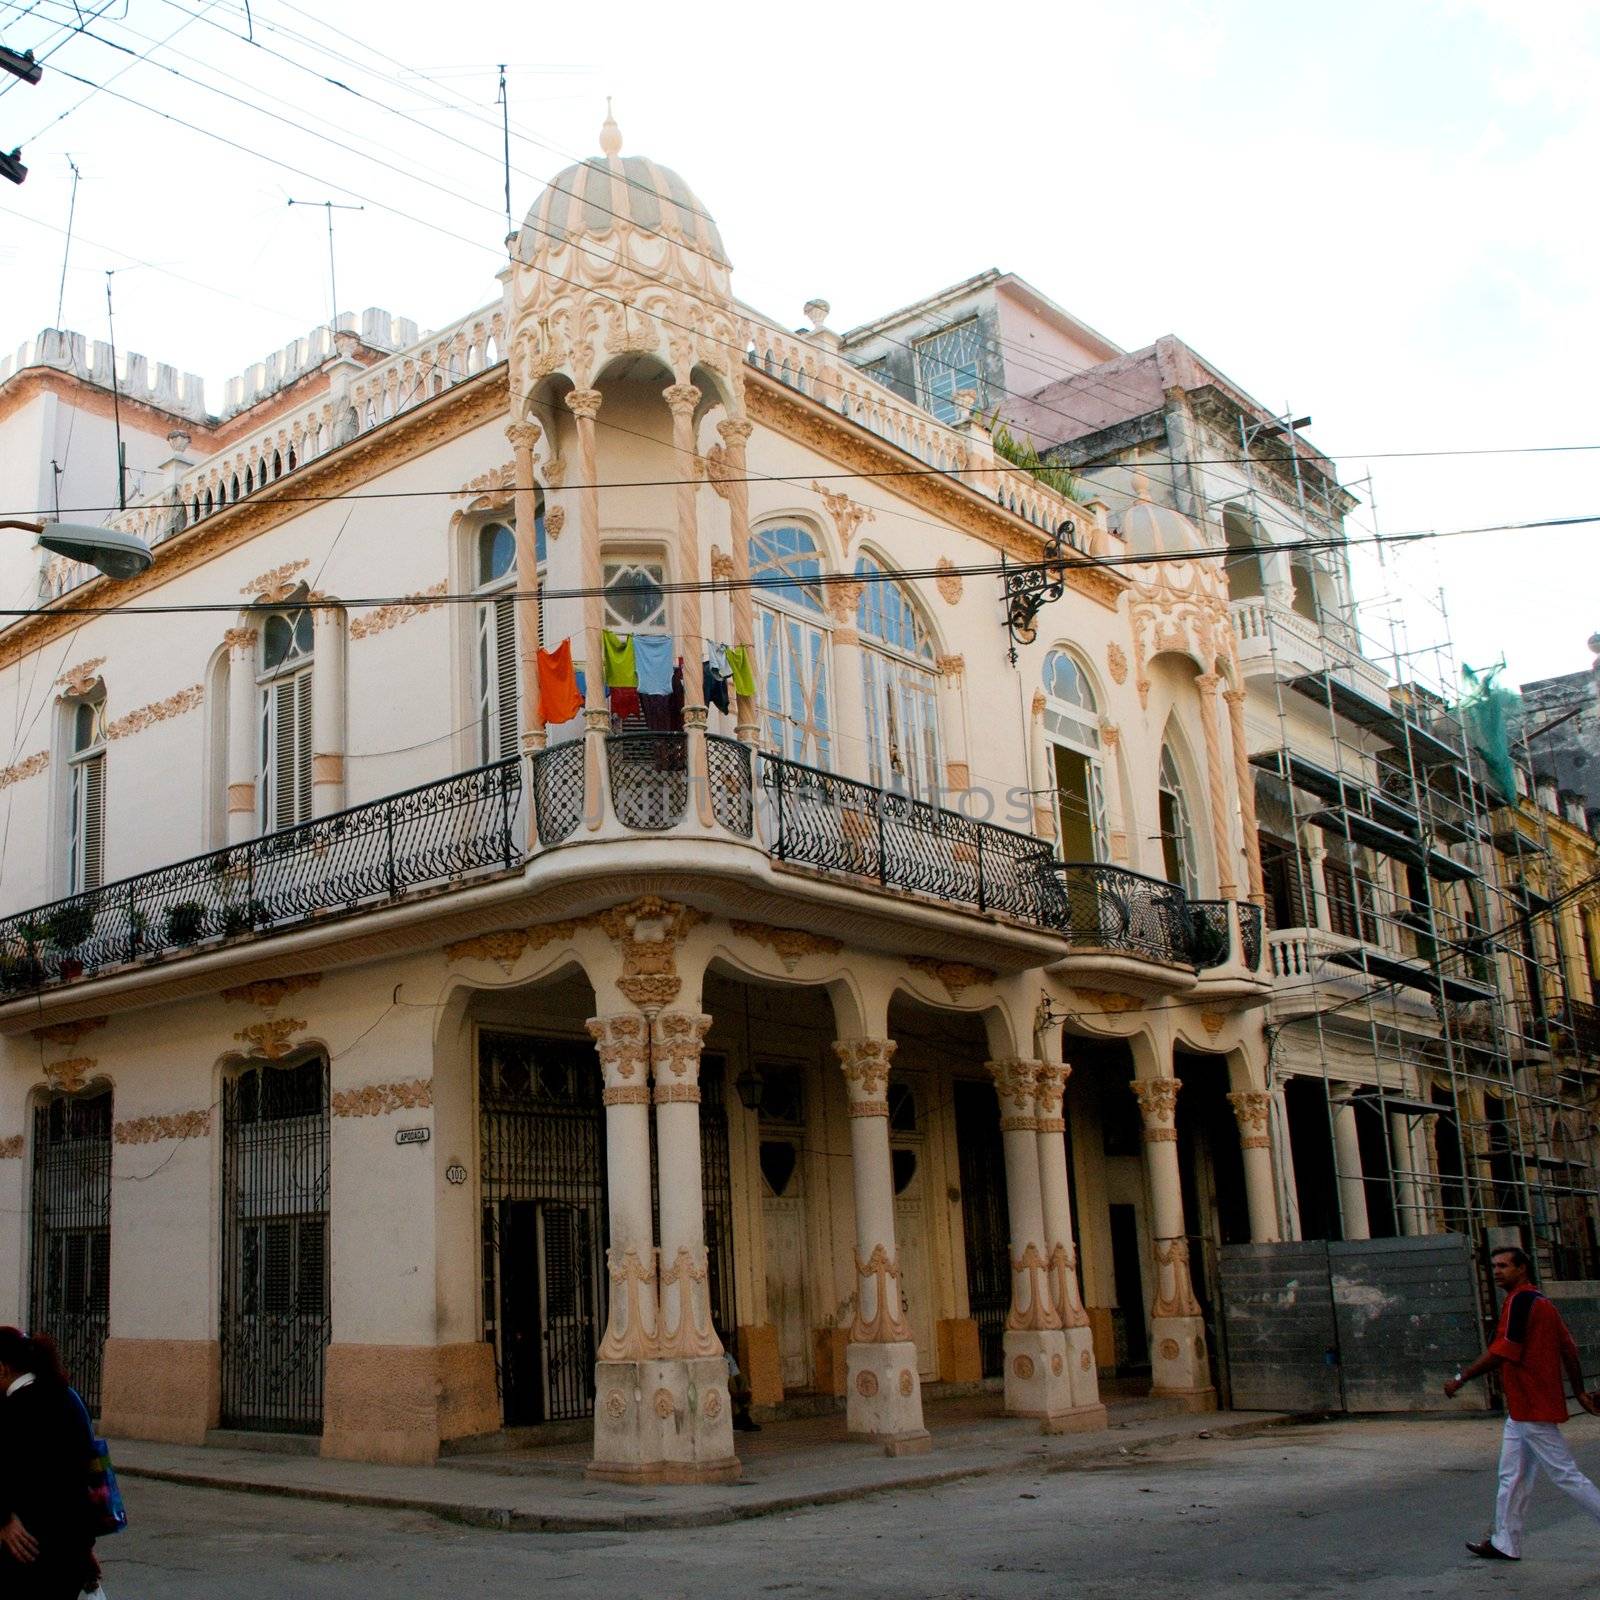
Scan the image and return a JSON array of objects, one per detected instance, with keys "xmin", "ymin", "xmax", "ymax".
[{"xmin": 113, "ymin": 1412, "xmax": 1300, "ymax": 1533}]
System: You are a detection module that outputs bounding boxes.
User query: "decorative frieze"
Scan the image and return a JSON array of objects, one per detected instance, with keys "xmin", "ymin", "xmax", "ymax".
[
  {"xmin": 0, "ymin": 751, "xmax": 48, "ymax": 792},
  {"xmin": 114, "ymin": 1109, "xmax": 210, "ymax": 1145},
  {"xmin": 331, "ymin": 1078, "xmax": 432, "ymax": 1118},
  {"xmin": 1074, "ymin": 987, "xmax": 1140, "ymax": 1014},
  {"xmin": 106, "ymin": 685, "xmax": 203, "ymax": 741},
  {"xmin": 934, "ymin": 557, "xmax": 963, "ymax": 605},
  {"xmin": 348, "ymin": 580, "xmax": 448, "ymax": 641},
  {"xmin": 56, "ymin": 657, "xmax": 106, "ymax": 696},
  {"xmin": 239, "ymin": 559, "xmax": 309, "ymax": 602}
]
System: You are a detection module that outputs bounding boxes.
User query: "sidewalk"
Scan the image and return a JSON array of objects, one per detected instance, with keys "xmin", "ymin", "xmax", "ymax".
[{"xmin": 109, "ymin": 1394, "xmax": 1294, "ymax": 1532}]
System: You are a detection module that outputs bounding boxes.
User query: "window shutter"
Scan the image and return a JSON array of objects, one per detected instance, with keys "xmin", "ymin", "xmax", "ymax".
[
  {"xmin": 494, "ymin": 596, "xmax": 518, "ymax": 760},
  {"xmin": 295, "ymin": 670, "xmax": 313, "ymax": 824},
  {"xmin": 79, "ymin": 754, "xmax": 104, "ymax": 891}
]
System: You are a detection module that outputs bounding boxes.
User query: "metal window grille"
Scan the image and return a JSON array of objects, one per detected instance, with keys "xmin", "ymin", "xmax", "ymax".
[
  {"xmin": 29, "ymin": 1089, "xmax": 112, "ymax": 1413},
  {"xmin": 953, "ymin": 1079, "xmax": 1009, "ymax": 1378},
  {"xmin": 221, "ymin": 1057, "xmax": 330, "ymax": 1432}
]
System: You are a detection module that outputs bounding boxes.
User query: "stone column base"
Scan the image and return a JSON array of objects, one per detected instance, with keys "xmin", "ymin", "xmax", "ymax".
[
  {"xmin": 101, "ymin": 1338, "xmax": 220, "ymax": 1444},
  {"xmin": 845, "ymin": 1340, "xmax": 929, "ymax": 1452},
  {"xmin": 936, "ymin": 1318, "xmax": 982, "ymax": 1384},
  {"xmin": 321, "ymin": 1342, "xmax": 501, "ymax": 1465},
  {"xmin": 1002, "ymin": 1328, "xmax": 1077, "ymax": 1425},
  {"xmin": 587, "ymin": 1356, "xmax": 740, "ymax": 1484},
  {"xmin": 1149, "ymin": 1315, "xmax": 1217, "ymax": 1410},
  {"xmin": 1066, "ymin": 1325, "xmax": 1104, "ymax": 1415}
]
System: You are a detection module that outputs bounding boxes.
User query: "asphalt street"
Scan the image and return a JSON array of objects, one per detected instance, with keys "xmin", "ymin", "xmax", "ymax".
[{"xmin": 97, "ymin": 1415, "xmax": 1600, "ymax": 1598}]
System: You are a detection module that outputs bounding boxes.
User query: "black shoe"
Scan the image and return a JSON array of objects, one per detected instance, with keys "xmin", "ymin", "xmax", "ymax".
[{"xmin": 1465, "ymin": 1539, "xmax": 1517, "ymax": 1561}]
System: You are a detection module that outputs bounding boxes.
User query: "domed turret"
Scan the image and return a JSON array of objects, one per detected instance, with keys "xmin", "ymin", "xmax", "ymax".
[{"xmin": 517, "ymin": 108, "xmax": 729, "ymax": 270}]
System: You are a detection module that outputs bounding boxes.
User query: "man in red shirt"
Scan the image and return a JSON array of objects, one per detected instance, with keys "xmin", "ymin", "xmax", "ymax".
[{"xmin": 1444, "ymin": 1246, "xmax": 1600, "ymax": 1560}]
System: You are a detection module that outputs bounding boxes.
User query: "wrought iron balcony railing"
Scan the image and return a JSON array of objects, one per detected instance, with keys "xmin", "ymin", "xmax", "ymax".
[
  {"xmin": 0, "ymin": 758, "xmax": 521, "ymax": 995},
  {"xmin": 1239, "ymin": 900, "xmax": 1265, "ymax": 972},
  {"xmin": 608, "ymin": 732, "xmax": 689, "ymax": 831},
  {"xmin": 1187, "ymin": 900, "xmax": 1233, "ymax": 970},
  {"xmin": 531, "ymin": 738, "xmax": 585, "ymax": 846},
  {"xmin": 1046, "ymin": 862, "xmax": 1192, "ymax": 965}
]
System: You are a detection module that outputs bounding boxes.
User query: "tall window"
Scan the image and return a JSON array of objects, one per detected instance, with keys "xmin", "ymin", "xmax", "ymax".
[
  {"xmin": 1157, "ymin": 743, "xmax": 1199, "ymax": 893},
  {"xmin": 259, "ymin": 607, "xmax": 313, "ymax": 833},
  {"xmin": 913, "ymin": 319, "xmax": 984, "ymax": 423},
  {"xmin": 1042, "ymin": 650, "xmax": 1106, "ymax": 862},
  {"xmin": 751, "ymin": 524, "xmax": 832, "ymax": 767},
  {"xmin": 475, "ymin": 522, "xmax": 518, "ymax": 762},
  {"xmin": 857, "ymin": 555, "xmax": 940, "ymax": 798},
  {"xmin": 601, "ymin": 556, "xmax": 667, "ymax": 636},
  {"xmin": 66, "ymin": 696, "xmax": 106, "ymax": 893}
]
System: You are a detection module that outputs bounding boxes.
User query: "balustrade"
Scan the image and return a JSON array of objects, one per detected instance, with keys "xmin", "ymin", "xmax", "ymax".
[{"xmin": 0, "ymin": 758, "xmax": 520, "ymax": 994}]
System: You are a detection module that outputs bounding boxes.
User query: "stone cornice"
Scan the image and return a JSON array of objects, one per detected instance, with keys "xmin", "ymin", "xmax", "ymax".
[
  {"xmin": 745, "ymin": 373, "xmax": 1128, "ymax": 610},
  {"xmin": 0, "ymin": 365, "xmax": 509, "ymax": 673}
]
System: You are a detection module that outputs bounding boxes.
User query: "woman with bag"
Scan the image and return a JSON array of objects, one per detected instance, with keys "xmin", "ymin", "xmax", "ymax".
[{"xmin": 0, "ymin": 1328, "xmax": 100, "ymax": 1599}]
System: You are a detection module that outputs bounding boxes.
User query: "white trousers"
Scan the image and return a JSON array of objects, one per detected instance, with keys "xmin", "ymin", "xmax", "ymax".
[{"xmin": 1491, "ymin": 1418, "xmax": 1600, "ymax": 1558}]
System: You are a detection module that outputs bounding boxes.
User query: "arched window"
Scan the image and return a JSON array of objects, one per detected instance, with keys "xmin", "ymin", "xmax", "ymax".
[
  {"xmin": 259, "ymin": 605, "xmax": 314, "ymax": 833},
  {"xmin": 1042, "ymin": 649, "xmax": 1106, "ymax": 862},
  {"xmin": 1222, "ymin": 504, "xmax": 1263, "ymax": 601},
  {"xmin": 1158, "ymin": 743, "xmax": 1199, "ymax": 893},
  {"xmin": 66, "ymin": 694, "xmax": 106, "ymax": 893},
  {"xmin": 856, "ymin": 554, "xmax": 939, "ymax": 798},
  {"xmin": 472, "ymin": 515, "xmax": 545, "ymax": 763},
  {"xmin": 751, "ymin": 524, "xmax": 831, "ymax": 767}
]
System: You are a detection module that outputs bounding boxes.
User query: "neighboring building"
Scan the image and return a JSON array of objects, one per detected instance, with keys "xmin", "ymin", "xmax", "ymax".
[
  {"xmin": 0, "ymin": 118, "xmax": 1277, "ymax": 1473},
  {"xmin": 1515, "ymin": 650, "xmax": 1600, "ymax": 827}
]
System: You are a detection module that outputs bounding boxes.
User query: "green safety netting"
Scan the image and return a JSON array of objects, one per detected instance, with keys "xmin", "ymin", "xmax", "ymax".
[{"xmin": 1459, "ymin": 660, "xmax": 1521, "ymax": 803}]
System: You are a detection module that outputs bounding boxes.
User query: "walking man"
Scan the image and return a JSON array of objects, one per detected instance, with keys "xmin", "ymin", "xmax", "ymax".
[{"xmin": 1443, "ymin": 1245, "xmax": 1600, "ymax": 1560}]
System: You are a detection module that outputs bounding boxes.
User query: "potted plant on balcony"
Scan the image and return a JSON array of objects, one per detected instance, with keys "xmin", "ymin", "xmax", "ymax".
[
  {"xmin": 165, "ymin": 901, "xmax": 207, "ymax": 947},
  {"xmin": 45, "ymin": 903, "xmax": 95, "ymax": 978}
]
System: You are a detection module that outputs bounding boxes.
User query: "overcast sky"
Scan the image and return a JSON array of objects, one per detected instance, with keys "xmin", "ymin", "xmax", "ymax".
[{"xmin": 2, "ymin": 0, "xmax": 1595, "ymax": 692}]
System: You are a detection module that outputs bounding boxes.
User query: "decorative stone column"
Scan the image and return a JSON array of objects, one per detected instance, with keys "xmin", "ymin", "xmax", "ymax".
[
  {"xmin": 565, "ymin": 387, "xmax": 606, "ymax": 720},
  {"xmin": 1331, "ymin": 1099, "xmax": 1371, "ymax": 1240},
  {"xmin": 1028, "ymin": 690, "xmax": 1054, "ymax": 841},
  {"xmin": 310, "ymin": 602, "xmax": 346, "ymax": 816},
  {"xmin": 1227, "ymin": 1091, "xmax": 1281, "ymax": 1242},
  {"xmin": 642, "ymin": 1010, "xmax": 738, "ymax": 1479},
  {"xmin": 1034, "ymin": 1061, "xmax": 1104, "ymax": 1425},
  {"xmin": 1223, "ymin": 685, "xmax": 1264, "ymax": 905},
  {"xmin": 1194, "ymin": 673, "xmax": 1236, "ymax": 900},
  {"xmin": 833, "ymin": 1038, "xmax": 929, "ymax": 1452},
  {"xmin": 505, "ymin": 421, "xmax": 546, "ymax": 756},
  {"xmin": 825, "ymin": 578, "xmax": 869, "ymax": 783},
  {"xmin": 664, "ymin": 382, "xmax": 714, "ymax": 826},
  {"xmin": 717, "ymin": 417, "xmax": 759, "ymax": 743},
  {"xmin": 1307, "ymin": 844, "xmax": 1331, "ymax": 931},
  {"xmin": 224, "ymin": 625, "xmax": 259, "ymax": 844},
  {"xmin": 584, "ymin": 1012, "xmax": 663, "ymax": 1479},
  {"xmin": 1130, "ymin": 1076, "xmax": 1214, "ymax": 1407},
  {"xmin": 985, "ymin": 1060, "xmax": 1073, "ymax": 1429}
]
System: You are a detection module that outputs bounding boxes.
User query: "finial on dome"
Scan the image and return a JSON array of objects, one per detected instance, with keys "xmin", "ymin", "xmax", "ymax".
[{"xmin": 599, "ymin": 99, "xmax": 622, "ymax": 158}]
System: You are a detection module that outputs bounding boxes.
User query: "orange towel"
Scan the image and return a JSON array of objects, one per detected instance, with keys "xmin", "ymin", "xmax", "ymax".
[{"xmin": 537, "ymin": 640, "xmax": 583, "ymax": 724}]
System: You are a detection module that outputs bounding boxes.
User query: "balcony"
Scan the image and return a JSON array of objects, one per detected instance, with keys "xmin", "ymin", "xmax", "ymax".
[
  {"xmin": 1230, "ymin": 597, "xmax": 1389, "ymax": 696},
  {"xmin": 0, "ymin": 760, "xmax": 521, "ymax": 993},
  {"xmin": 0, "ymin": 737, "xmax": 1266, "ymax": 1000}
]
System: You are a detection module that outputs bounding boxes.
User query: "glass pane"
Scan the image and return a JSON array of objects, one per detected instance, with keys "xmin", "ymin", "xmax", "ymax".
[
  {"xmin": 603, "ymin": 560, "xmax": 666, "ymax": 631},
  {"xmin": 262, "ymin": 612, "xmax": 292, "ymax": 670},
  {"xmin": 749, "ymin": 524, "xmax": 824, "ymax": 613},
  {"xmin": 914, "ymin": 319, "xmax": 983, "ymax": 424},
  {"xmin": 479, "ymin": 521, "xmax": 516, "ymax": 586}
]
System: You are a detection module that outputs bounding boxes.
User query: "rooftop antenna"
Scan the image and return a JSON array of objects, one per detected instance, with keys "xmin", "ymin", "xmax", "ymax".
[
  {"xmin": 55, "ymin": 154, "xmax": 80, "ymax": 329},
  {"xmin": 104, "ymin": 271, "xmax": 126, "ymax": 512},
  {"xmin": 497, "ymin": 64, "xmax": 513, "ymax": 249},
  {"xmin": 286, "ymin": 197, "xmax": 365, "ymax": 338}
]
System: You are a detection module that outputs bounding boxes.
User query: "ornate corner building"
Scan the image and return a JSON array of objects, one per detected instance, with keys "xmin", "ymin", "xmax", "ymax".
[{"xmin": 0, "ymin": 118, "xmax": 1594, "ymax": 1468}]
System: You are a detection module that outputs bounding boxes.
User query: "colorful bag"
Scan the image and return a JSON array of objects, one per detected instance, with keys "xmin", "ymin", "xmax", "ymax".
[{"xmin": 70, "ymin": 1388, "xmax": 127, "ymax": 1538}]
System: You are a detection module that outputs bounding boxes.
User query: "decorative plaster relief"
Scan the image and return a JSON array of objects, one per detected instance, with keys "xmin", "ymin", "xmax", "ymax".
[
  {"xmin": 544, "ymin": 506, "xmax": 566, "ymax": 540},
  {"xmin": 46, "ymin": 1058, "xmax": 95, "ymax": 1094},
  {"xmin": 239, "ymin": 559, "xmax": 309, "ymax": 603},
  {"xmin": 0, "ymin": 751, "xmax": 49, "ymax": 792},
  {"xmin": 934, "ymin": 558, "xmax": 963, "ymax": 605},
  {"xmin": 107, "ymin": 685, "xmax": 203, "ymax": 741},
  {"xmin": 1073, "ymin": 987, "xmax": 1140, "ymax": 1014},
  {"xmin": 31, "ymin": 1016, "xmax": 107, "ymax": 1047},
  {"xmin": 454, "ymin": 462, "xmax": 515, "ymax": 498},
  {"xmin": 810, "ymin": 481, "xmax": 875, "ymax": 552},
  {"xmin": 56, "ymin": 657, "xmax": 106, "ymax": 696},
  {"xmin": 908, "ymin": 956, "xmax": 995, "ymax": 1001},
  {"xmin": 1106, "ymin": 642, "xmax": 1128, "ymax": 685},
  {"xmin": 728, "ymin": 918, "xmax": 843, "ymax": 973},
  {"xmin": 221, "ymin": 975, "xmax": 323, "ymax": 1009},
  {"xmin": 331, "ymin": 1078, "xmax": 433, "ymax": 1117},
  {"xmin": 0, "ymin": 1136, "xmax": 24, "ymax": 1159},
  {"xmin": 349, "ymin": 581, "xmax": 448, "ymax": 641},
  {"xmin": 233, "ymin": 1018, "xmax": 306, "ymax": 1059},
  {"xmin": 114, "ymin": 1109, "xmax": 210, "ymax": 1145},
  {"xmin": 1131, "ymin": 1076, "xmax": 1181, "ymax": 1142}
]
